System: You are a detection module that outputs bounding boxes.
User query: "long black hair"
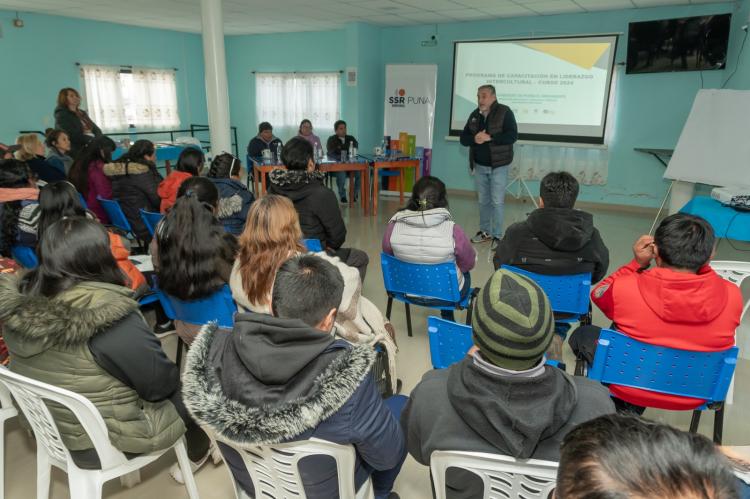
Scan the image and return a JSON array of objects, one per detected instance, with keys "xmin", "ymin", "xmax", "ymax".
[
  {"xmin": 20, "ymin": 217, "xmax": 126, "ymax": 297},
  {"xmin": 0, "ymin": 159, "xmax": 34, "ymax": 257},
  {"xmin": 207, "ymin": 153, "xmax": 241, "ymax": 179},
  {"xmin": 402, "ymin": 175, "xmax": 448, "ymax": 212},
  {"xmin": 156, "ymin": 176, "xmax": 237, "ymax": 300},
  {"xmin": 175, "ymin": 147, "xmax": 205, "ymax": 176},
  {"xmin": 37, "ymin": 181, "xmax": 88, "ymax": 244},
  {"xmin": 68, "ymin": 135, "xmax": 116, "ymax": 195},
  {"xmin": 117, "ymin": 140, "xmax": 157, "ymax": 176}
]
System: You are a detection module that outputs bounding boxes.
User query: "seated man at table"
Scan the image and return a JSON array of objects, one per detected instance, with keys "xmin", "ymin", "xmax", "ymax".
[
  {"xmin": 326, "ymin": 119, "xmax": 360, "ymax": 204},
  {"xmin": 269, "ymin": 136, "xmax": 369, "ymax": 281},
  {"xmin": 247, "ymin": 122, "xmax": 283, "ymax": 160},
  {"xmin": 570, "ymin": 213, "xmax": 742, "ymax": 414}
]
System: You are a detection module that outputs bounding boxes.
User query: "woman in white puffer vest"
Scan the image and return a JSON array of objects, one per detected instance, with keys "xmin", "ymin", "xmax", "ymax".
[{"xmin": 382, "ymin": 176, "xmax": 476, "ymax": 321}]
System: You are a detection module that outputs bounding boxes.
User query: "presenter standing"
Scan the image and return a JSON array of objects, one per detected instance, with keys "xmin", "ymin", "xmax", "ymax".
[{"xmin": 459, "ymin": 84, "xmax": 517, "ymax": 248}]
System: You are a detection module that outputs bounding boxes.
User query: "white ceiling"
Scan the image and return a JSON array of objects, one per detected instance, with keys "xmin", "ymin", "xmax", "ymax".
[{"xmin": 0, "ymin": 0, "xmax": 730, "ymax": 35}]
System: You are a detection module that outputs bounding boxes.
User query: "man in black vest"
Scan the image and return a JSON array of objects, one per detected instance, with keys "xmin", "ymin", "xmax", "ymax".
[{"xmin": 459, "ymin": 84, "xmax": 518, "ymax": 248}]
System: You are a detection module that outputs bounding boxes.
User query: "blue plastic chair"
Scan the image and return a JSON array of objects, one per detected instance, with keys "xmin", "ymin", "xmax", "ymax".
[
  {"xmin": 381, "ymin": 253, "xmax": 478, "ymax": 337},
  {"xmin": 588, "ymin": 329, "xmax": 739, "ymax": 444},
  {"xmin": 140, "ymin": 209, "xmax": 163, "ymax": 237},
  {"xmin": 11, "ymin": 246, "xmax": 38, "ymax": 269},
  {"xmin": 303, "ymin": 239, "xmax": 323, "ymax": 252},
  {"xmin": 78, "ymin": 192, "xmax": 88, "ymax": 209},
  {"xmin": 501, "ymin": 265, "xmax": 592, "ymax": 323},
  {"xmin": 97, "ymin": 197, "xmax": 134, "ymax": 236}
]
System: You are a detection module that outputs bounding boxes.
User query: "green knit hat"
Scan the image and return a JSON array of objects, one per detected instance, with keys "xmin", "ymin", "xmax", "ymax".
[{"xmin": 472, "ymin": 269, "xmax": 555, "ymax": 370}]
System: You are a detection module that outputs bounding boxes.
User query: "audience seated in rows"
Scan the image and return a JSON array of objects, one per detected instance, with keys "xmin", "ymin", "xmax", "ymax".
[
  {"xmin": 14, "ymin": 133, "xmax": 66, "ymax": 183},
  {"xmin": 206, "ymin": 153, "xmax": 254, "ymax": 235},
  {"xmin": 382, "ymin": 176, "xmax": 476, "ymax": 321},
  {"xmin": 183, "ymin": 254, "xmax": 407, "ymax": 499},
  {"xmin": 152, "ymin": 176, "xmax": 238, "ymax": 345},
  {"xmin": 0, "ymin": 159, "xmax": 40, "ymax": 256},
  {"xmin": 103, "ymin": 139, "xmax": 163, "ymax": 243},
  {"xmin": 68, "ymin": 135, "xmax": 117, "ymax": 223},
  {"xmin": 493, "ymin": 171, "xmax": 609, "ymax": 283},
  {"xmin": 402, "ymin": 268, "xmax": 614, "ymax": 498},
  {"xmin": 557, "ymin": 414, "xmax": 740, "ymax": 499},
  {"xmin": 44, "ymin": 128, "xmax": 74, "ymax": 175},
  {"xmin": 570, "ymin": 213, "xmax": 742, "ymax": 413},
  {"xmin": 54, "ymin": 87, "xmax": 103, "ymax": 158},
  {"xmin": 326, "ymin": 119, "xmax": 360, "ymax": 203},
  {"xmin": 0, "ymin": 217, "xmax": 211, "ymax": 471},
  {"xmin": 269, "ymin": 136, "xmax": 369, "ymax": 280},
  {"xmin": 38, "ymin": 180, "xmax": 147, "ymax": 294},
  {"xmin": 246, "ymin": 121, "xmax": 283, "ymax": 159},
  {"xmin": 158, "ymin": 147, "xmax": 205, "ymax": 212}
]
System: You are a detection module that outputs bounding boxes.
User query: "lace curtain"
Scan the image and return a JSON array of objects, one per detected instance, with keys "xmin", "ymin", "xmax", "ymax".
[
  {"xmin": 255, "ymin": 72, "xmax": 340, "ymax": 141},
  {"xmin": 80, "ymin": 65, "xmax": 127, "ymax": 132},
  {"xmin": 511, "ymin": 144, "xmax": 608, "ymax": 185},
  {"xmin": 130, "ymin": 68, "xmax": 180, "ymax": 128}
]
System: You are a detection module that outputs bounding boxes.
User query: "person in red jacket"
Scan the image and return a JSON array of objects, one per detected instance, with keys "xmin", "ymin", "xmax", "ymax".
[
  {"xmin": 157, "ymin": 147, "xmax": 204, "ymax": 212},
  {"xmin": 570, "ymin": 213, "xmax": 742, "ymax": 412}
]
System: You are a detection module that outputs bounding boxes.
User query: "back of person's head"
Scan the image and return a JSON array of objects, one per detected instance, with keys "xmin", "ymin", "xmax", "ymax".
[
  {"xmin": 404, "ymin": 175, "xmax": 448, "ymax": 211},
  {"xmin": 556, "ymin": 414, "xmax": 739, "ymax": 499},
  {"xmin": 540, "ymin": 172, "xmax": 579, "ymax": 209},
  {"xmin": 37, "ymin": 181, "xmax": 87, "ymax": 241},
  {"xmin": 120, "ymin": 139, "xmax": 155, "ymax": 166},
  {"xmin": 175, "ymin": 147, "xmax": 205, "ymax": 176},
  {"xmin": 21, "ymin": 217, "xmax": 125, "ymax": 298},
  {"xmin": 271, "ymin": 254, "xmax": 344, "ymax": 328},
  {"xmin": 0, "ymin": 159, "xmax": 32, "ymax": 189},
  {"xmin": 472, "ymin": 268, "xmax": 555, "ymax": 370},
  {"xmin": 281, "ymin": 137, "xmax": 314, "ymax": 171},
  {"xmin": 237, "ymin": 194, "xmax": 305, "ymax": 307},
  {"xmin": 156, "ymin": 177, "xmax": 231, "ymax": 301},
  {"xmin": 208, "ymin": 153, "xmax": 241, "ymax": 179},
  {"xmin": 14, "ymin": 134, "xmax": 42, "ymax": 162},
  {"xmin": 258, "ymin": 122, "xmax": 273, "ymax": 134},
  {"xmin": 0, "ymin": 159, "xmax": 34, "ymax": 257},
  {"xmin": 68, "ymin": 135, "xmax": 117, "ymax": 195},
  {"xmin": 654, "ymin": 213, "xmax": 715, "ymax": 272}
]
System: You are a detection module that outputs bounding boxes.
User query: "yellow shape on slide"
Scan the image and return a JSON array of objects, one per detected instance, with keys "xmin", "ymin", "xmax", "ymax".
[{"xmin": 522, "ymin": 43, "xmax": 610, "ymax": 70}]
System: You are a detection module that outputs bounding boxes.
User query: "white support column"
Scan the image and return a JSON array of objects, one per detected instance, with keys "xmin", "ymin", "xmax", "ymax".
[{"xmin": 200, "ymin": 0, "xmax": 231, "ymax": 155}]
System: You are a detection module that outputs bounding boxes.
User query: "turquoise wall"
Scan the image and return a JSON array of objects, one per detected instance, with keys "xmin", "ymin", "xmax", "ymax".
[{"xmin": 0, "ymin": 10, "xmax": 208, "ymax": 143}]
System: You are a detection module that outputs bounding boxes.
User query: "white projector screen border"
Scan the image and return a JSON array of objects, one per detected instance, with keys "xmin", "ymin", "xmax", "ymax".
[{"xmin": 449, "ymin": 34, "xmax": 620, "ymax": 145}]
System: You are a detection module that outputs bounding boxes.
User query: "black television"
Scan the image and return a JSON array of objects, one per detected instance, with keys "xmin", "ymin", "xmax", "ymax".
[{"xmin": 626, "ymin": 13, "xmax": 731, "ymax": 74}]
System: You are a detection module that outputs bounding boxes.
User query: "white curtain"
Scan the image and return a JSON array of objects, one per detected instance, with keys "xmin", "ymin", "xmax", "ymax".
[
  {"xmin": 130, "ymin": 68, "xmax": 181, "ymax": 129},
  {"xmin": 511, "ymin": 145, "xmax": 608, "ymax": 185},
  {"xmin": 255, "ymin": 72, "xmax": 340, "ymax": 141},
  {"xmin": 80, "ymin": 65, "xmax": 127, "ymax": 132}
]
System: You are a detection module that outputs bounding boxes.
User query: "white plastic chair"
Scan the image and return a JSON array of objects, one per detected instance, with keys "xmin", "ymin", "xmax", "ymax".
[
  {"xmin": 0, "ymin": 366, "xmax": 199, "ymax": 499},
  {"xmin": 0, "ymin": 381, "xmax": 18, "ymax": 499},
  {"xmin": 430, "ymin": 450, "xmax": 558, "ymax": 499},
  {"xmin": 711, "ymin": 260, "xmax": 750, "ymax": 320},
  {"xmin": 211, "ymin": 434, "xmax": 374, "ymax": 499}
]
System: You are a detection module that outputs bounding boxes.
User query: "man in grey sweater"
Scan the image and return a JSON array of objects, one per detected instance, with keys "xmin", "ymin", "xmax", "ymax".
[{"xmin": 401, "ymin": 269, "xmax": 615, "ymax": 498}]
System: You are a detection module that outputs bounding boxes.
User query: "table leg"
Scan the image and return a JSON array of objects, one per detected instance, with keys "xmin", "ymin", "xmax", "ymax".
[
  {"xmin": 361, "ymin": 167, "xmax": 369, "ymax": 215},
  {"xmin": 399, "ymin": 168, "xmax": 405, "ymax": 204},
  {"xmin": 165, "ymin": 160, "xmax": 172, "ymax": 176},
  {"xmin": 261, "ymin": 170, "xmax": 267, "ymax": 195},
  {"xmin": 373, "ymin": 166, "xmax": 380, "ymax": 217},
  {"xmin": 253, "ymin": 167, "xmax": 259, "ymax": 196},
  {"xmin": 348, "ymin": 172, "xmax": 354, "ymax": 208}
]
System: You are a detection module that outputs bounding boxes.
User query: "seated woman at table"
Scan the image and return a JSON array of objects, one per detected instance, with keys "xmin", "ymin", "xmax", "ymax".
[
  {"xmin": 246, "ymin": 122, "xmax": 283, "ymax": 160},
  {"xmin": 103, "ymin": 140, "xmax": 162, "ymax": 243},
  {"xmin": 158, "ymin": 147, "xmax": 205, "ymax": 212},
  {"xmin": 297, "ymin": 119, "xmax": 322, "ymax": 151},
  {"xmin": 206, "ymin": 153, "xmax": 254, "ymax": 235},
  {"xmin": 382, "ymin": 176, "xmax": 476, "ymax": 321},
  {"xmin": 268, "ymin": 137, "xmax": 369, "ymax": 281}
]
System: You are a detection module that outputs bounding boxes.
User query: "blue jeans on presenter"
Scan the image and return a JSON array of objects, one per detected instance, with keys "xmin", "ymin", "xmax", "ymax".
[
  {"xmin": 335, "ymin": 171, "xmax": 362, "ymax": 201},
  {"xmin": 474, "ymin": 163, "xmax": 508, "ymax": 238}
]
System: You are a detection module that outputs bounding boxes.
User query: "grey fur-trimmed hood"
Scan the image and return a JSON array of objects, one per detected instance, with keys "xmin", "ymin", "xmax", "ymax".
[{"xmin": 182, "ymin": 322, "xmax": 376, "ymax": 445}]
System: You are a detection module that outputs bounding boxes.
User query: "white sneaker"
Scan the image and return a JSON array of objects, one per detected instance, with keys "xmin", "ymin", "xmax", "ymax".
[
  {"xmin": 169, "ymin": 447, "xmax": 211, "ymax": 484},
  {"xmin": 471, "ymin": 231, "xmax": 491, "ymax": 243}
]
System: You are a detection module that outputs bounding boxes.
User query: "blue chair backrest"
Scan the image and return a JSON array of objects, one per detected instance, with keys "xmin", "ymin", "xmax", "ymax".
[
  {"xmin": 97, "ymin": 197, "xmax": 133, "ymax": 234},
  {"xmin": 588, "ymin": 329, "xmax": 738, "ymax": 404},
  {"xmin": 78, "ymin": 192, "xmax": 88, "ymax": 209},
  {"xmin": 11, "ymin": 246, "xmax": 38, "ymax": 269},
  {"xmin": 303, "ymin": 239, "xmax": 323, "ymax": 252},
  {"xmin": 381, "ymin": 253, "xmax": 461, "ymax": 303},
  {"xmin": 427, "ymin": 316, "xmax": 473, "ymax": 369},
  {"xmin": 140, "ymin": 209, "xmax": 163, "ymax": 237},
  {"xmin": 501, "ymin": 265, "xmax": 591, "ymax": 316},
  {"xmin": 160, "ymin": 284, "xmax": 237, "ymax": 329}
]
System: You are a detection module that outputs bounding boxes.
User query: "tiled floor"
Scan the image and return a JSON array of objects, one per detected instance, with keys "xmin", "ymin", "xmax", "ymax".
[{"xmin": 3, "ymin": 192, "xmax": 749, "ymax": 498}]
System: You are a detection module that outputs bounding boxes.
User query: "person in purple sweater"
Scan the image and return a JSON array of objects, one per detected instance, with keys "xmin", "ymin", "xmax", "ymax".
[
  {"xmin": 382, "ymin": 176, "xmax": 476, "ymax": 321},
  {"xmin": 68, "ymin": 135, "xmax": 116, "ymax": 223}
]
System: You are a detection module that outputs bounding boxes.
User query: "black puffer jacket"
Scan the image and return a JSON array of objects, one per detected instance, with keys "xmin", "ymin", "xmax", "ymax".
[
  {"xmin": 268, "ymin": 169, "xmax": 346, "ymax": 249},
  {"xmin": 53, "ymin": 106, "xmax": 102, "ymax": 158},
  {"xmin": 493, "ymin": 207, "xmax": 609, "ymax": 283},
  {"xmin": 103, "ymin": 161, "xmax": 162, "ymax": 242}
]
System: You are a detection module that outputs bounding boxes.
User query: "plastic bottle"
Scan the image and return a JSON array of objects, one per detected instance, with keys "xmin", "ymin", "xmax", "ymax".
[
  {"xmin": 348, "ymin": 141, "xmax": 354, "ymax": 162},
  {"xmin": 276, "ymin": 142, "xmax": 283, "ymax": 164}
]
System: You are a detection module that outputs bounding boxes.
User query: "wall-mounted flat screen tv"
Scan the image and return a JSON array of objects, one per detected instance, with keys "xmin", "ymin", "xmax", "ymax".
[{"xmin": 627, "ymin": 14, "xmax": 731, "ymax": 74}]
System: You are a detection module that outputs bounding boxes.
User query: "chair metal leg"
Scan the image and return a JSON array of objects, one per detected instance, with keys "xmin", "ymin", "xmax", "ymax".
[
  {"xmin": 175, "ymin": 338, "xmax": 184, "ymax": 368},
  {"xmin": 574, "ymin": 358, "xmax": 586, "ymax": 377},
  {"xmin": 465, "ymin": 288, "xmax": 479, "ymax": 326},
  {"xmin": 713, "ymin": 405, "xmax": 725, "ymax": 444},
  {"xmin": 689, "ymin": 410, "xmax": 702, "ymax": 433},
  {"xmin": 385, "ymin": 295, "xmax": 393, "ymax": 320},
  {"xmin": 405, "ymin": 303, "xmax": 413, "ymax": 337}
]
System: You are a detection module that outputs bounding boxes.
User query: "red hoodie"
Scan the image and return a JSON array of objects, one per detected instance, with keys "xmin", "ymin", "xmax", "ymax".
[
  {"xmin": 592, "ymin": 259, "xmax": 742, "ymax": 409},
  {"xmin": 158, "ymin": 171, "xmax": 193, "ymax": 212}
]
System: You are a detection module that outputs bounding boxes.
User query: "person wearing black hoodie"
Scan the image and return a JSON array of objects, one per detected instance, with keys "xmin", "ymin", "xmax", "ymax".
[
  {"xmin": 182, "ymin": 254, "xmax": 406, "ymax": 499},
  {"xmin": 401, "ymin": 269, "xmax": 614, "ymax": 499},
  {"xmin": 493, "ymin": 171, "xmax": 609, "ymax": 283}
]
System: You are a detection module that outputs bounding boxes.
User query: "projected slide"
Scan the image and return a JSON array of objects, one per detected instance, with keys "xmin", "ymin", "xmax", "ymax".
[{"xmin": 450, "ymin": 35, "xmax": 618, "ymax": 144}]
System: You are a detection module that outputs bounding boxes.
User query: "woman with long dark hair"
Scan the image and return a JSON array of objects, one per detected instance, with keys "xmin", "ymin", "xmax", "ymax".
[
  {"xmin": 152, "ymin": 176, "xmax": 237, "ymax": 344},
  {"xmin": 67, "ymin": 135, "xmax": 116, "ymax": 223},
  {"xmin": 206, "ymin": 153, "xmax": 254, "ymax": 235},
  {"xmin": 103, "ymin": 139, "xmax": 162, "ymax": 242},
  {"xmin": 0, "ymin": 217, "xmax": 211, "ymax": 473},
  {"xmin": 158, "ymin": 147, "xmax": 204, "ymax": 212},
  {"xmin": 0, "ymin": 159, "xmax": 40, "ymax": 258}
]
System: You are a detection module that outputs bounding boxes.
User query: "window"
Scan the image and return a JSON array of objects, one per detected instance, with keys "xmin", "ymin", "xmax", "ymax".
[
  {"xmin": 255, "ymin": 72, "xmax": 340, "ymax": 139},
  {"xmin": 80, "ymin": 64, "xmax": 180, "ymax": 131}
]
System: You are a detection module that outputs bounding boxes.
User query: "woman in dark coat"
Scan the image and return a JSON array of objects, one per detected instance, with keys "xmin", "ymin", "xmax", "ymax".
[{"xmin": 53, "ymin": 87, "xmax": 102, "ymax": 159}]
